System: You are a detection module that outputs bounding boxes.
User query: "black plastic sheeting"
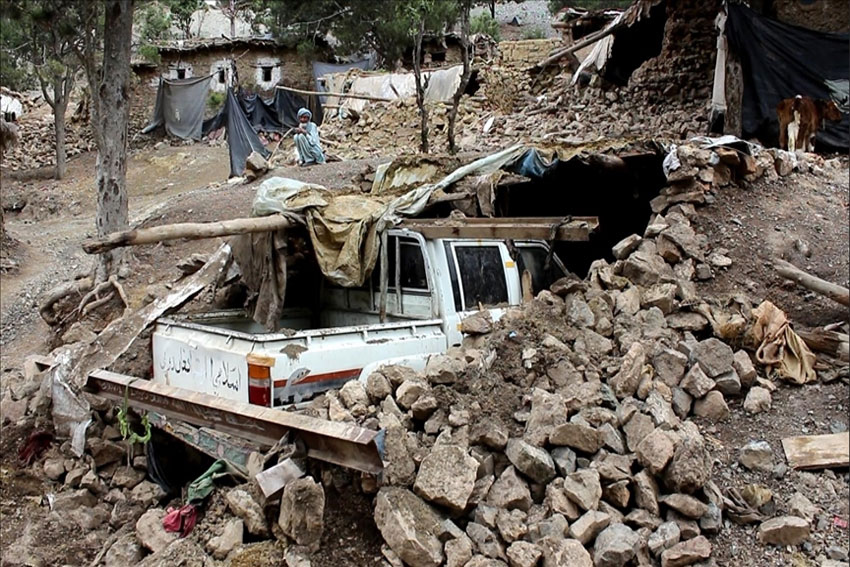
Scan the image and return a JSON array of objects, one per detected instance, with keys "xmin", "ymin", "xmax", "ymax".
[
  {"xmin": 203, "ymin": 89, "xmax": 270, "ymax": 178},
  {"xmin": 207, "ymin": 90, "xmax": 324, "ymax": 135},
  {"xmin": 726, "ymin": 3, "xmax": 849, "ymax": 149}
]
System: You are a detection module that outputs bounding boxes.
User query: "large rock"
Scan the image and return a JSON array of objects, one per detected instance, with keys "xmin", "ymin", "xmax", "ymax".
[
  {"xmin": 466, "ymin": 522, "xmax": 506, "ymax": 560},
  {"xmin": 690, "ymin": 338, "xmax": 734, "ymax": 378},
  {"xmin": 446, "ymin": 535, "xmax": 474, "ymax": 567},
  {"xmin": 653, "ymin": 348, "xmax": 689, "ymax": 387},
  {"xmin": 136, "ymin": 538, "xmax": 215, "ymax": 567},
  {"xmin": 135, "ymin": 509, "xmax": 177, "ymax": 553},
  {"xmin": 486, "ymin": 466, "xmax": 532, "ymax": 511},
  {"xmin": 679, "ymin": 365, "xmax": 715, "ymax": 398},
  {"xmin": 104, "ymin": 533, "xmax": 144, "ymax": 567},
  {"xmin": 460, "ymin": 312, "xmax": 494, "ymax": 336},
  {"xmin": 692, "ymin": 391, "xmax": 729, "ymax": 420},
  {"xmin": 636, "ymin": 428, "xmax": 676, "ymax": 475},
  {"xmin": 659, "ymin": 494, "xmax": 708, "ymax": 519},
  {"xmin": 524, "ymin": 389, "xmax": 567, "ymax": 447},
  {"xmin": 206, "ymin": 519, "xmax": 243, "ymax": 559},
  {"xmin": 738, "ymin": 440, "xmax": 774, "ymax": 472},
  {"xmin": 383, "ymin": 424, "xmax": 417, "ymax": 486},
  {"xmin": 414, "ymin": 444, "xmax": 478, "ymax": 512},
  {"xmin": 570, "ymin": 510, "xmax": 611, "ymax": 545},
  {"xmin": 612, "ymin": 234, "xmax": 643, "ymax": 260},
  {"xmin": 375, "ymin": 488, "xmax": 444, "ymax": 567},
  {"xmin": 226, "ymin": 488, "xmax": 269, "ymax": 536},
  {"xmin": 713, "ymin": 369, "xmax": 741, "ymax": 397},
  {"xmin": 743, "ymin": 387, "xmax": 771, "ymax": 414},
  {"xmin": 505, "ymin": 439, "xmax": 556, "ymax": 484},
  {"xmin": 648, "ymin": 521, "xmax": 681, "ymax": 556},
  {"xmin": 339, "ymin": 380, "xmax": 370, "ymax": 409},
  {"xmin": 732, "ymin": 350, "xmax": 757, "ymax": 387},
  {"xmin": 506, "ymin": 541, "xmax": 542, "ymax": 567},
  {"xmin": 425, "ymin": 354, "xmax": 466, "ymax": 384},
  {"xmin": 660, "ymin": 535, "xmax": 711, "ymax": 567},
  {"xmin": 593, "ymin": 523, "xmax": 639, "ymax": 567},
  {"xmin": 279, "ymin": 477, "xmax": 324, "ymax": 550},
  {"xmin": 566, "ymin": 296, "xmax": 596, "ymax": 328},
  {"xmin": 758, "ymin": 516, "xmax": 811, "ymax": 546},
  {"xmin": 642, "ymin": 283, "xmax": 678, "ymax": 315},
  {"xmin": 549, "ymin": 422, "xmax": 600, "ymax": 454},
  {"xmin": 622, "ymin": 248, "xmax": 675, "ymax": 287},
  {"xmin": 664, "ymin": 429, "xmax": 710, "ymax": 495},
  {"xmin": 610, "ymin": 343, "xmax": 646, "ymax": 399},
  {"xmin": 366, "ymin": 371, "xmax": 393, "ymax": 401},
  {"xmin": 539, "ymin": 537, "xmax": 593, "ymax": 567},
  {"xmin": 563, "ymin": 469, "xmax": 602, "ymax": 511},
  {"xmin": 623, "ymin": 412, "xmax": 655, "ymax": 452},
  {"xmin": 396, "ymin": 379, "xmax": 429, "ymax": 409}
]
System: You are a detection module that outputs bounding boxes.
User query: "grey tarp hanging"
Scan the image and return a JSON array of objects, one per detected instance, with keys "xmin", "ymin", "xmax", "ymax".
[
  {"xmin": 203, "ymin": 88, "xmax": 270, "ymax": 178},
  {"xmin": 312, "ymin": 60, "xmax": 372, "ymax": 102},
  {"xmin": 142, "ymin": 76, "xmax": 213, "ymax": 140}
]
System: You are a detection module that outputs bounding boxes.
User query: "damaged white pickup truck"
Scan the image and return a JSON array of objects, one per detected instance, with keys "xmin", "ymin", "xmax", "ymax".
[{"xmin": 152, "ymin": 229, "xmax": 573, "ymax": 407}]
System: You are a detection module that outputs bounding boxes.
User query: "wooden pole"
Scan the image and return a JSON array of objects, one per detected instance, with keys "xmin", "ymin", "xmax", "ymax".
[
  {"xmin": 774, "ymin": 259, "xmax": 850, "ymax": 308},
  {"xmin": 83, "ymin": 215, "xmax": 293, "ymax": 255},
  {"xmin": 797, "ymin": 329, "xmax": 850, "ymax": 362},
  {"xmin": 276, "ymin": 85, "xmax": 393, "ymax": 103},
  {"xmin": 532, "ymin": 22, "xmax": 623, "ymax": 70}
]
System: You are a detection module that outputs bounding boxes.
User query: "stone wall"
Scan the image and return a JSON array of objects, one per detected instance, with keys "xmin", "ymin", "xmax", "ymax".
[
  {"xmin": 136, "ymin": 46, "xmax": 316, "ymax": 97},
  {"xmin": 773, "ymin": 0, "xmax": 850, "ymax": 33},
  {"xmin": 498, "ymin": 38, "xmax": 564, "ymax": 67}
]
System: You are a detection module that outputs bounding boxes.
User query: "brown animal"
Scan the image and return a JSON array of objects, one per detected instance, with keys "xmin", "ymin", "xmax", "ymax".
[{"xmin": 776, "ymin": 95, "xmax": 842, "ymax": 152}]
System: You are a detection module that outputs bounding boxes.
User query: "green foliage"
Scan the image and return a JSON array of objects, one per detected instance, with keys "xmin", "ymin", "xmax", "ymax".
[
  {"xmin": 164, "ymin": 0, "xmax": 201, "ymax": 38},
  {"xmin": 470, "ymin": 12, "xmax": 500, "ymax": 41},
  {"xmin": 207, "ymin": 90, "xmax": 225, "ymax": 109},
  {"xmin": 138, "ymin": 44, "xmax": 161, "ymax": 64},
  {"xmin": 138, "ymin": 2, "xmax": 172, "ymax": 42},
  {"xmin": 549, "ymin": 0, "xmax": 633, "ymax": 13},
  {"xmin": 0, "ymin": 11, "xmax": 34, "ymax": 90},
  {"xmin": 261, "ymin": 0, "xmax": 460, "ymax": 68},
  {"xmin": 296, "ymin": 39, "xmax": 319, "ymax": 61},
  {"xmin": 522, "ymin": 27, "xmax": 545, "ymax": 40}
]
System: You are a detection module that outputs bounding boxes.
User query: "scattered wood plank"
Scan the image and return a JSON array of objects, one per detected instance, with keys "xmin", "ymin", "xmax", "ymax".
[
  {"xmin": 399, "ymin": 216, "xmax": 600, "ymax": 241},
  {"xmin": 782, "ymin": 431, "xmax": 850, "ymax": 470},
  {"xmin": 797, "ymin": 329, "xmax": 850, "ymax": 362},
  {"xmin": 255, "ymin": 458, "xmax": 305, "ymax": 503},
  {"xmin": 774, "ymin": 259, "xmax": 850, "ymax": 308},
  {"xmin": 82, "ymin": 215, "xmax": 293, "ymax": 255}
]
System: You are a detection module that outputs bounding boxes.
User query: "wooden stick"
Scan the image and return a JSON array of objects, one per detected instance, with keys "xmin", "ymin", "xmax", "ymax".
[
  {"xmin": 83, "ymin": 215, "xmax": 293, "ymax": 255},
  {"xmin": 276, "ymin": 85, "xmax": 393, "ymax": 102},
  {"xmin": 774, "ymin": 259, "xmax": 850, "ymax": 307}
]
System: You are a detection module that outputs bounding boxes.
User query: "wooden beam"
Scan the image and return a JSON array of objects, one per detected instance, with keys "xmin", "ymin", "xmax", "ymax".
[
  {"xmin": 276, "ymin": 85, "xmax": 393, "ymax": 103},
  {"xmin": 85, "ymin": 369, "xmax": 385, "ymax": 475},
  {"xmin": 782, "ymin": 431, "xmax": 850, "ymax": 470},
  {"xmin": 399, "ymin": 216, "xmax": 599, "ymax": 241},
  {"xmin": 82, "ymin": 214, "xmax": 293, "ymax": 255},
  {"xmin": 532, "ymin": 23, "xmax": 622, "ymax": 70},
  {"xmin": 797, "ymin": 329, "xmax": 850, "ymax": 362},
  {"xmin": 774, "ymin": 259, "xmax": 850, "ymax": 308}
]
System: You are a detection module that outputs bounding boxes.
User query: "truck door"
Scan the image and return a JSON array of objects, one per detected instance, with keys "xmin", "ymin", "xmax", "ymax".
[
  {"xmin": 514, "ymin": 241, "xmax": 569, "ymax": 294},
  {"xmin": 442, "ymin": 240, "xmax": 521, "ymax": 346}
]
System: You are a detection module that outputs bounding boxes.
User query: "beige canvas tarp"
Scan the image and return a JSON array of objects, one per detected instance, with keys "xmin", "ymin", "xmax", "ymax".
[{"xmin": 323, "ymin": 65, "xmax": 464, "ymax": 113}]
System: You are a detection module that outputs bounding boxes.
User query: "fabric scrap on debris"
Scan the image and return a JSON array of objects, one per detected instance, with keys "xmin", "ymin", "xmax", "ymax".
[
  {"xmin": 187, "ymin": 459, "xmax": 247, "ymax": 504},
  {"xmin": 163, "ymin": 504, "xmax": 198, "ymax": 537},
  {"xmin": 230, "ymin": 230, "xmax": 289, "ymax": 331},
  {"xmin": 748, "ymin": 300, "xmax": 817, "ymax": 384}
]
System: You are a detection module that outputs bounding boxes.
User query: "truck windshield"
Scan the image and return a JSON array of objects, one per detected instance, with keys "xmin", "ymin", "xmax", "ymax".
[{"xmin": 451, "ymin": 245, "xmax": 509, "ymax": 310}]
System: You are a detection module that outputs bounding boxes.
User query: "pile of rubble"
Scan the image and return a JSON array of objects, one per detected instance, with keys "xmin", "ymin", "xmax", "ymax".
[
  {"xmin": 1, "ymin": 142, "xmax": 841, "ymax": 567},
  {"xmin": 1, "ymin": 93, "xmax": 151, "ymax": 172}
]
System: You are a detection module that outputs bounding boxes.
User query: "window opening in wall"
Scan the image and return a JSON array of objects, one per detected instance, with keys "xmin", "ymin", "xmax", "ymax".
[
  {"xmin": 261, "ymin": 66, "xmax": 273, "ymax": 82},
  {"xmin": 177, "ymin": 68, "xmax": 186, "ymax": 79},
  {"xmin": 218, "ymin": 68, "xmax": 226, "ymax": 84},
  {"xmin": 431, "ymin": 51, "xmax": 447, "ymax": 63}
]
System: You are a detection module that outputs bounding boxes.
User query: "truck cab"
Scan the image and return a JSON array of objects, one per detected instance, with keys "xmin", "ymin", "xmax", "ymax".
[{"xmin": 152, "ymin": 230, "xmax": 569, "ymax": 406}]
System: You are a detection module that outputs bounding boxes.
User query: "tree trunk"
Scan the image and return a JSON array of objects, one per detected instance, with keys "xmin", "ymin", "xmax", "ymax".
[
  {"xmin": 94, "ymin": 0, "xmax": 134, "ymax": 279},
  {"xmin": 54, "ymin": 93, "xmax": 68, "ymax": 180},
  {"xmin": 412, "ymin": 19, "xmax": 429, "ymax": 154},
  {"xmin": 447, "ymin": 2, "xmax": 472, "ymax": 154},
  {"xmin": 774, "ymin": 259, "xmax": 850, "ymax": 308},
  {"xmin": 489, "ymin": 1, "xmax": 495, "ymax": 18}
]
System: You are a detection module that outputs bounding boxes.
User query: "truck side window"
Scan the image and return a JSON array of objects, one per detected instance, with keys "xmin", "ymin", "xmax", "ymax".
[
  {"xmin": 399, "ymin": 240, "xmax": 427, "ymax": 290},
  {"xmin": 454, "ymin": 245, "xmax": 508, "ymax": 310},
  {"xmin": 517, "ymin": 245, "xmax": 566, "ymax": 293}
]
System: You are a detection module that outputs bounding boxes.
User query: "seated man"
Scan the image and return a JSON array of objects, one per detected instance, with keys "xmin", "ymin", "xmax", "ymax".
[{"xmin": 293, "ymin": 108, "xmax": 325, "ymax": 166}]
